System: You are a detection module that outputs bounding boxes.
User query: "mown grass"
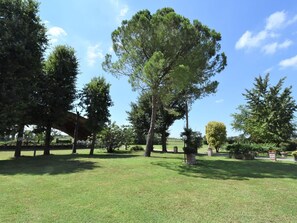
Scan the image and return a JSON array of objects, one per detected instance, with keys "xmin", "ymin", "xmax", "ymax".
[{"xmin": 0, "ymin": 149, "xmax": 296, "ymax": 223}]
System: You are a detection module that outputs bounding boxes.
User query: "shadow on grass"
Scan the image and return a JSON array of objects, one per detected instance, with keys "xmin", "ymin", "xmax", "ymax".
[
  {"xmin": 0, "ymin": 154, "xmax": 98, "ymax": 175},
  {"xmin": 151, "ymin": 158, "xmax": 297, "ymax": 180},
  {"xmin": 0, "ymin": 152, "xmax": 140, "ymax": 176}
]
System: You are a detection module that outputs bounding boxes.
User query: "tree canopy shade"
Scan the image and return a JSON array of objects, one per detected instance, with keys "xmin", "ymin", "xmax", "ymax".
[
  {"xmin": 79, "ymin": 77, "xmax": 113, "ymax": 155},
  {"xmin": 0, "ymin": 0, "xmax": 47, "ymax": 157},
  {"xmin": 103, "ymin": 8, "xmax": 227, "ymax": 157},
  {"xmin": 38, "ymin": 45, "xmax": 79, "ymax": 155},
  {"xmin": 205, "ymin": 121, "xmax": 227, "ymax": 153},
  {"xmin": 231, "ymin": 74, "xmax": 297, "ymax": 145}
]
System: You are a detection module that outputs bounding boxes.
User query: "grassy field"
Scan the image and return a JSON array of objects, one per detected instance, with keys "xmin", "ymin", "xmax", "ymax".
[{"xmin": 0, "ymin": 148, "xmax": 296, "ymax": 223}]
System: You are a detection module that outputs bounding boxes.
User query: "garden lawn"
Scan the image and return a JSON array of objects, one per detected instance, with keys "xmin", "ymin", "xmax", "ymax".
[{"xmin": 0, "ymin": 150, "xmax": 296, "ymax": 223}]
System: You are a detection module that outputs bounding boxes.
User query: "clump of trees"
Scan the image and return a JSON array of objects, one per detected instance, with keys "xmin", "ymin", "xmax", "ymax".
[
  {"xmin": 103, "ymin": 7, "xmax": 227, "ymax": 157},
  {"xmin": 231, "ymin": 74, "xmax": 297, "ymax": 146}
]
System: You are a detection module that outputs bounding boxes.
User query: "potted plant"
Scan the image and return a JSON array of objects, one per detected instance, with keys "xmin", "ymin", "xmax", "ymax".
[{"xmin": 292, "ymin": 151, "xmax": 297, "ymax": 162}]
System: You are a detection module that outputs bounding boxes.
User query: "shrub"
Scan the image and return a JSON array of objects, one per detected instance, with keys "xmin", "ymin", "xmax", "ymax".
[
  {"xmin": 225, "ymin": 144, "xmax": 257, "ymax": 160},
  {"xmin": 292, "ymin": 151, "xmax": 297, "ymax": 157},
  {"xmin": 130, "ymin": 146, "xmax": 144, "ymax": 151}
]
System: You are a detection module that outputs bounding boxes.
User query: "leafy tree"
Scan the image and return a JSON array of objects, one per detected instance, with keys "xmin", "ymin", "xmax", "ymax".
[
  {"xmin": 103, "ymin": 8, "xmax": 227, "ymax": 157},
  {"xmin": 38, "ymin": 45, "xmax": 78, "ymax": 155},
  {"xmin": 99, "ymin": 122, "xmax": 123, "ymax": 153},
  {"xmin": 0, "ymin": 0, "xmax": 47, "ymax": 157},
  {"xmin": 79, "ymin": 77, "xmax": 113, "ymax": 155},
  {"xmin": 127, "ymin": 92, "xmax": 187, "ymax": 152},
  {"xmin": 205, "ymin": 121, "xmax": 227, "ymax": 153},
  {"xmin": 231, "ymin": 74, "xmax": 297, "ymax": 145}
]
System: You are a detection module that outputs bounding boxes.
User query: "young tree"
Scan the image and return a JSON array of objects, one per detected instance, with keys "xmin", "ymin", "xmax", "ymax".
[
  {"xmin": 99, "ymin": 122, "xmax": 123, "ymax": 153},
  {"xmin": 38, "ymin": 45, "xmax": 78, "ymax": 155},
  {"xmin": 0, "ymin": 0, "xmax": 47, "ymax": 157},
  {"xmin": 103, "ymin": 8, "xmax": 226, "ymax": 156},
  {"xmin": 205, "ymin": 121, "xmax": 227, "ymax": 153},
  {"xmin": 79, "ymin": 77, "xmax": 113, "ymax": 155},
  {"xmin": 231, "ymin": 74, "xmax": 297, "ymax": 145}
]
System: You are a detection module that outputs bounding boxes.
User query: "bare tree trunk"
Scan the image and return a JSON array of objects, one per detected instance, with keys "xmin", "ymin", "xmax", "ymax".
[
  {"xmin": 44, "ymin": 123, "xmax": 51, "ymax": 155},
  {"xmin": 89, "ymin": 132, "xmax": 96, "ymax": 155},
  {"xmin": 185, "ymin": 100, "xmax": 189, "ymax": 130},
  {"xmin": 72, "ymin": 111, "xmax": 79, "ymax": 154},
  {"xmin": 161, "ymin": 131, "xmax": 167, "ymax": 153},
  {"xmin": 145, "ymin": 94, "xmax": 157, "ymax": 157},
  {"xmin": 14, "ymin": 124, "xmax": 24, "ymax": 158}
]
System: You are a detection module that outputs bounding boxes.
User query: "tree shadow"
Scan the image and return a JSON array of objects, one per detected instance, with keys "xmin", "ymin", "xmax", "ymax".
[
  {"xmin": 151, "ymin": 158, "xmax": 297, "ymax": 181},
  {"xmin": 0, "ymin": 154, "xmax": 98, "ymax": 176},
  {"xmin": 0, "ymin": 152, "xmax": 140, "ymax": 176}
]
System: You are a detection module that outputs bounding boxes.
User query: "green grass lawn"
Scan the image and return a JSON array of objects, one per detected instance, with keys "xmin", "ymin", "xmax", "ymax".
[{"xmin": 0, "ymin": 149, "xmax": 296, "ymax": 223}]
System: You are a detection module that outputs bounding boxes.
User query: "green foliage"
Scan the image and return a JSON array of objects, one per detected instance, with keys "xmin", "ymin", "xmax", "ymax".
[
  {"xmin": 205, "ymin": 121, "xmax": 227, "ymax": 152},
  {"xmin": 232, "ymin": 74, "xmax": 297, "ymax": 145},
  {"xmin": 292, "ymin": 151, "xmax": 297, "ymax": 157},
  {"xmin": 180, "ymin": 128, "xmax": 203, "ymax": 154},
  {"xmin": 103, "ymin": 7, "xmax": 227, "ymax": 156},
  {"xmin": 80, "ymin": 77, "xmax": 112, "ymax": 133},
  {"xmin": 0, "ymin": 0, "xmax": 47, "ymax": 134}
]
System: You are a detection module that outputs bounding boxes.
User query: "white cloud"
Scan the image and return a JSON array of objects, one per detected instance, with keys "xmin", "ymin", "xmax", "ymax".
[
  {"xmin": 262, "ymin": 40, "xmax": 293, "ymax": 55},
  {"xmin": 279, "ymin": 55, "xmax": 297, "ymax": 69},
  {"xmin": 87, "ymin": 44, "xmax": 104, "ymax": 67},
  {"xmin": 235, "ymin": 30, "xmax": 268, "ymax": 49},
  {"xmin": 287, "ymin": 14, "xmax": 297, "ymax": 25},
  {"xmin": 119, "ymin": 5, "xmax": 129, "ymax": 17},
  {"xmin": 117, "ymin": 4, "xmax": 129, "ymax": 23},
  {"xmin": 236, "ymin": 11, "xmax": 297, "ymax": 54},
  {"xmin": 265, "ymin": 11, "xmax": 286, "ymax": 30},
  {"xmin": 264, "ymin": 67, "xmax": 273, "ymax": 74},
  {"xmin": 215, "ymin": 99, "xmax": 224, "ymax": 104},
  {"xmin": 47, "ymin": 26, "xmax": 67, "ymax": 44}
]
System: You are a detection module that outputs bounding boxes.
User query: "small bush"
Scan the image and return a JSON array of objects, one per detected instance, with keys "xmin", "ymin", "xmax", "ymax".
[
  {"xmin": 225, "ymin": 144, "xmax": 256, "ymax": 160},
  {"xmin": 130, "ymin": 146, "xmax": 144, "ymax": 151}
]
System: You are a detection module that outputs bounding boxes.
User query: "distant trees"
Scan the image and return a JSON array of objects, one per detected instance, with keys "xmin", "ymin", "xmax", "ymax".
[
  {"xmin": 103, "ymin": 8, "xmax": 226, "ymax": 157},
  {"xmin": 79, "ymin": 77, "xmax": 113, "ymax": 155},
  {"xmin": 205, "ymin": 121, "xmax": 227, "ymax": 153},
  {"xmin": 0, "ymin": 0, "xmax": 47, "ymax": 157},
  {"xmin": 232, "ymin": 74, "xmax": 297, "ymax": 145}
]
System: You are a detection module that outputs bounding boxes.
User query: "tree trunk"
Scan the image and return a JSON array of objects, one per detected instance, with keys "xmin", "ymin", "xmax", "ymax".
[
  {"xmin": 161, "ymin": 131, "xmax": 167, "ymax": 153},
  {"xmin": 72, "ymin": 111, "xmax": 79, "ymax": 154},
  {"xmin": 145, "ymin": 94, "xmax": 157, "ymax": 157},
  {"xmin": 89, "ymin": 132, "xmax": 96, "ymax": 155},
  {"xmin": 215, "ymin": 147, "xmax": 219, "ymax": 153},
  {"xmin": 14, "ymin": 124, "xmax": 24, "ymax": 158},
  {"xmin": 44, "ymin": 123, "xmax": 51, "ymax": 155},
  {"xmin": 185, "ymin": 100, "xmax": 189, "ymax": 129}
]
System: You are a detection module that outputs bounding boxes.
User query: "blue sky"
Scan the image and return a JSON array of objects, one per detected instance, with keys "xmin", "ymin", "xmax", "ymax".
[{"xmin": 39, "ymin": 0, "xmax": 297, "ymax": 138}]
